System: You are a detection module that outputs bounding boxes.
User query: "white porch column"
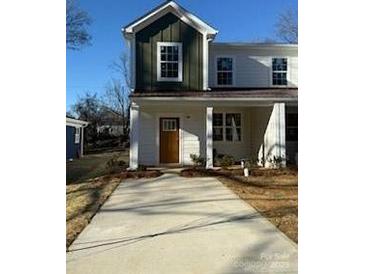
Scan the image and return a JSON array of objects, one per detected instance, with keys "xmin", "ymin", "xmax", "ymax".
[
  {"xmin": 277, "ymin": 103, "xmax": 286, "ymax": 166},
  {"xmin": 206, "ymin": 106, "xmax": 213, "ymax": 169},
  {"xmin": 265, "ymin": 103, "xmax": 286, "ymax": 167},
  {"xmin": 129, "ymin": 102, "xmax": 139, "ymax": 170}
]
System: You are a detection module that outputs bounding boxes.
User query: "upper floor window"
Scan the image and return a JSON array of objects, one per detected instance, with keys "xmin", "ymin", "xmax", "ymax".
[
  {"xmin": 217, "ymin": 57, "xmax": 233, "ymax": 86},
  {"xmin": 272, "ymin": 58, "xmax": 288, "ymax": 86},
  {"xmin": 157, "ymin": 42, "xmax": 182, "ymax": 82}
]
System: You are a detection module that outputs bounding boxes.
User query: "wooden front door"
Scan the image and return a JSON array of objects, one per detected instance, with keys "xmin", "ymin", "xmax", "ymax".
[{"xmin": 160, "ymin": 118, "xmax": 179, "ymax": 164}]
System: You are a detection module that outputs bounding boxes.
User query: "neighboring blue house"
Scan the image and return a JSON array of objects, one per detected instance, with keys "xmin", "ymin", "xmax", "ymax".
[{"xmin": 66, "ymin": 117, "xmax": 88, "ymax": 160}]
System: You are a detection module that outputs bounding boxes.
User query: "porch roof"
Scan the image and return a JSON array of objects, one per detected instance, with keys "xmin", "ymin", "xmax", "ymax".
[{"xmin": 130, "ymin": 88, "xmax": 298, "ymax": 100}]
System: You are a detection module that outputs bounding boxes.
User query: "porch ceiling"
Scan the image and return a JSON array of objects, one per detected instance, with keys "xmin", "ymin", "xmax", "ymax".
[
  {"xmin": 131, "ymin": 88, "xmax": 298, "ymax": 107},
  {"xmin": 131, "ymin": 88, "xmax": 297, "ymax": 98}
]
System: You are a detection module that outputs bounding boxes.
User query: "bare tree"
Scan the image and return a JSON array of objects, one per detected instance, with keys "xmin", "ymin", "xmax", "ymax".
[
  {"xmin": 110, "ymin": 52, "xmax": 131, "ymax": 90},
  {"xmin": 66, "ymin": 0, "xmax": 92, "ymax": 50},
  {"xmin": 102, "ymin": 79, "xmax": 129, "ymax": 135},
  {"xmin": 275, "ymin": 8, "xmax": 298, "ymax": 44},
  {"xmin": 72, "ymin": 93, "xmax": 102, "ymax": 143},
  {"xmin": 66, "ymin": 110, "xmax": 76, "ymax": 118},
  {"xmin": 107, "ymin": 51, "xmax": 132, "ymax": 138}
]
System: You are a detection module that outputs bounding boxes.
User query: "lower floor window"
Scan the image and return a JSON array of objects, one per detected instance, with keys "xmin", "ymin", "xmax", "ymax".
[
  {"xmin": 213, "ymin": 113, "xmax": 223, "ymax": 141},
  {"xmin": 75, "ymin": 127, "xmax": 80, "ymax": 144},
  {"xmin": 286, "ymin": 113, "xmax": 298, "ymax": 141},
  {"xmin": 213, "ymin": 113, "xmax": 241, "ymax": 142},
  {"xmin": 162, "ymin": 119, "xmax": 177, "ymax": 131}
]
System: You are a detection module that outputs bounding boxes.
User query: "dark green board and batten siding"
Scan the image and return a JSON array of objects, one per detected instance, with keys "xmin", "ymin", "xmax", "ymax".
[{"xmin": 136, "ymin": 12, "xmax": 203, "ymax": 91}]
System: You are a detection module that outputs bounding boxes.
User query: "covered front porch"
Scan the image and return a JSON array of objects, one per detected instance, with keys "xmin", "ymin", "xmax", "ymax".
[{"xmin": 129, "ymin": 94, "xmax": 296, "ymax": 169}]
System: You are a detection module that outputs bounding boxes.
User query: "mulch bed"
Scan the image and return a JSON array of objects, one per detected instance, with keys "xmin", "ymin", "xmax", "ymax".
[
  {"xmin": 100, "ymin": 170, "xmax": 162, "ymax": 181},
  {"xmin": 181, "ymin": 166, "xmax": 297, "ymax": 178}
]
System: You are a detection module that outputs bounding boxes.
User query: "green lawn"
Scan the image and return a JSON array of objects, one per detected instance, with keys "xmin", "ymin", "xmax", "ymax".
[{"xmin": 66, "ymin": 150, "xmax": 129, "ymax": 184}]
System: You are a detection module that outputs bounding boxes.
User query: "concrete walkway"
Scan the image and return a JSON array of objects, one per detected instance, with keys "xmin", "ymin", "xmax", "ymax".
[{"xmin": 67, "ymin": 173, "xmax": 297, "ymax": 274}]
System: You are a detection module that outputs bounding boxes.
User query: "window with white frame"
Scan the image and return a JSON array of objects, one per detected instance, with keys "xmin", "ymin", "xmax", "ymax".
[
  {"xmin": 162, "ymin": 119, "xmax": 177, "ymax": 131},
  {"xmin": 272, "ymin": 58, "xmax": 288, "ymax": 86},
  {"xmin": 157, "ymin": 42, "xmax": 182, "ymax": 82},
  {"xmin": 213, "ymin": 113, "xmax": 223, "ymax": 141},
  {"xmin": 225, "ymin": 113, "xmax": 241, "ymax": 141},
  {"xmin": 213, "ymin": 113, "xmax": 241, "ymax": 142},
  {"xmin": 217, "ymin": 57, "xmax": 233, "ymax": 85},
  {"xmin": 75, "ymin": 127, "xmax": 80, "ymax": 144}
]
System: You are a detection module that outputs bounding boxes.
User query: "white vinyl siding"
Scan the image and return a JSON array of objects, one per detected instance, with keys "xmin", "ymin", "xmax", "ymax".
[
  {"xmin": 139, "ymin": 106, "xmax": 205, "ymax": 165},
  {"xmin": 139, "ymin": 110, "xmax": 156, "ymax": 165},
  {"xmin": 209, "ymin": 45, "xmax": 298, "ymax": 88}
]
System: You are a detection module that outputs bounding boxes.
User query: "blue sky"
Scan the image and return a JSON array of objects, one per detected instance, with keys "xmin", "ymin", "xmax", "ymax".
[{"xmin": 66, "ymin": 0, "xmax": 297, "ymax": 111}]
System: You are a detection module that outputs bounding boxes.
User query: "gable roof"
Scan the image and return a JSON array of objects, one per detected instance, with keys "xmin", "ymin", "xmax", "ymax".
[{"xmin": 122, "ymin": 1, "xmax": 218, "ymax": 38}]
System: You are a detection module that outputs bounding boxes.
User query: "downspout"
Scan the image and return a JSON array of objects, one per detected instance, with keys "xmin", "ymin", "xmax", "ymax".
[{"xmin": 80, "ymin": 125, "xmax": 85, "ymax": 157}]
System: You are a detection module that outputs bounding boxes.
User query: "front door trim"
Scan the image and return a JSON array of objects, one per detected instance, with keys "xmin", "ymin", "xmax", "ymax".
[{"xmin": 155, "ymin": 113, "xmax": 183, "ymax": 165}]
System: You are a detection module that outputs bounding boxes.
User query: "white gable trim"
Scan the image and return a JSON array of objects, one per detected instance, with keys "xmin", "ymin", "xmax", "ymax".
[
  {"xmin": 203, "ymin": 33, "xmax": 209, "ymax": 90},
  {"xmin": 122, "ymin": 1, "xmax": 218, "ymax": 36},
  {"xmin": 128, "ymin": 35, "xmax": 136, "ymax": 91}
]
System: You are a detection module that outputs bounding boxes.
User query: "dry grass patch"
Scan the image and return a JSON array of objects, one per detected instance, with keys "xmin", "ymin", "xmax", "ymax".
[
  {"xmin": 66, "ymin": 151, "xmax": 129, "ymax": 184},
  {"xmin": 66, "ymin": 175, "xmax": 121, "ymax": 249},
  {"xmin": 66, "ymin": 170, "xmax": 162, "ymax": 249},
  {"xmin": 181, "ymin": 167, "xmax": 298, "ymax": 243}
]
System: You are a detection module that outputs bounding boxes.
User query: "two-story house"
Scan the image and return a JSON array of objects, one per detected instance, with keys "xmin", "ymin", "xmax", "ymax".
[{"xmin": 122, "ymin": 1, "xmax": 298, "ymax": 169}]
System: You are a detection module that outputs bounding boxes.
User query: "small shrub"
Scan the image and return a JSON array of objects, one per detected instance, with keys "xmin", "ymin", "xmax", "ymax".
[
  {"xmin": 245, "ymin": 157, "xmax": 260, "ymax": 169},
  {"xmin": 257, "ymin": 156, "xmax": 265, "ymax": 167},
  {"xmin": 268, "ymin": 156, "xmax": 286, "ymax": 168},
  {"xmin": 136, "ymin": 165, "xmax": 147, "ymax": 172},
  {"xmin": 106, "ymin": 155, "xmax": 127, "ymax": 174},
  {"xmin": 190, "ymin": 154, "xmax": 205, "ymax": 167},
  {"xmin": 243, "ymin": 159, "xmax": 253, "ymax": 169},
  {"xmin": 216, "ymin": 154, "xmax": 235, "ymax": 168}
]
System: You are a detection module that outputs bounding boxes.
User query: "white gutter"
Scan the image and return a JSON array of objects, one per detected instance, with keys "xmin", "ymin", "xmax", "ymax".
[
  {"xmin": 66, "ymin": 118, "xmax": 89, "ymax": 127},
  {"xmin": 132, "ymin": 96, "xmax": 298, "ymax": 102}
]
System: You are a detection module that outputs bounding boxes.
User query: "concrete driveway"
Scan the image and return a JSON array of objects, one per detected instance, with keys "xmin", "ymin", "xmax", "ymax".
[{"xmin": 67, "ymin": 173, "xmax": 297, "ymax": 274}]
